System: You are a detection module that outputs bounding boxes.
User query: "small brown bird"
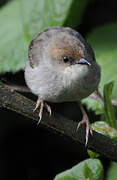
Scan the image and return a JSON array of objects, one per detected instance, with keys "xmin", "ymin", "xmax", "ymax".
[{"xmin": 25, "ymin": 27, "xmax": 101, "ymax": 145}]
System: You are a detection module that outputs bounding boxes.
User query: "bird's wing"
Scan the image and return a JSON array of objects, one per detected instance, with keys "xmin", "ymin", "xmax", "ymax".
[{"xmin": 28, "ymin": 35, "xmax": 44, "ymax": 68}]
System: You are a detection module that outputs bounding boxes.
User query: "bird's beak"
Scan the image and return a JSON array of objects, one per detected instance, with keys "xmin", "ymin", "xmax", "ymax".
[{"xmin": 76, "ymin": 58, "xmax": 91, "ymax": 66}]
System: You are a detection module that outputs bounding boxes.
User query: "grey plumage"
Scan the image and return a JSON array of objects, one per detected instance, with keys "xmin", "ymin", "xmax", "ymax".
[{"xmin": 25, "ymin": 27, "xmax": 100, "ymax": 103}]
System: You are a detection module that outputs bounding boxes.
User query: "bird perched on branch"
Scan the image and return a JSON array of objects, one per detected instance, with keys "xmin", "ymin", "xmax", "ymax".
[{"xmin": 25, "ymin": 27, "xmax": 101, "ymax": 145}]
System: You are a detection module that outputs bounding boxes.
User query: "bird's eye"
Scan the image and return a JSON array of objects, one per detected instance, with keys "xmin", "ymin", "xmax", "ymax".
[{"xmin": 63, "ymin": 56, "xmax": 69, "ymax": 63}]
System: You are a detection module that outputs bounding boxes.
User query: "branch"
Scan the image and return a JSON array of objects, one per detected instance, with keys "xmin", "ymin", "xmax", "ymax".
[
  {"xmin": 0, "ymin": 81, "xmax": 117, "ymax": 161},
  {"xmin": 90, "ymin": 90, "xmax": 117, "ymax": 107}
]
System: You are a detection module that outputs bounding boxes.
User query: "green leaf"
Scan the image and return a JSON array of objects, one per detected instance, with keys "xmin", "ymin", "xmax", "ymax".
[
  {"xmin": 0, "ymin": 0, "xmax": 28, "ymax": 73},
  {"xmin": 83, "ymin": 162, "xmax": 93, "ymax": 180},
  {"xmin": 20, "ymin": 0, "xmax": 87, "ymax": 41},
  {"xmin": 106, "ymin": 162, "xmax": 117, "ymax": 180},
  {"xmin": 103, "ymin": 82, "xmax": 116, "ymax": 128},
  {"xmin": 0, "ymin": 0, "xmax": 87, "ymax": 74},
  {"xmin": 83, "ymin": 23, "xmax": 117, "ymax": 113},
  {"xmin": 88, "ymin": 121, "xmax": 117, "ymax": 159},
  {"xmin": 87, "ymin": 149, "xmax": 100, "ymax": 159},
  {"xmin": 54, "ymin": 176, "xmax": 76, "ymax": 180},
  {"xmin": 91, "ymin": 121, "xmax": 117, "ymax": 141},
  {"xmin": 54, "ymin": 158, "xmax": 104, "ymax": 180}
]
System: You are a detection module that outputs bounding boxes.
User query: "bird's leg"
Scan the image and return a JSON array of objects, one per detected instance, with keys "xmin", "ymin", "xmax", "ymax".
[
  {"xmin": 33, "ymin": 99, "xmax": 51, "ymax": 124},
  {"xmin": 77, "ymin": 104, "xmax": 93, "ymax": 146}
]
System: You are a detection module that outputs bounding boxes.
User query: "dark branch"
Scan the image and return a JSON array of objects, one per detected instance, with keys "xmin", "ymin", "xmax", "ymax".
[
  {"xmin": 0, "ymin": 81, "xmax": 117, "ymax": 161},
  {"xmin": 5, "ymin": 84, "xmax": 30, "ymax": 92},
  {"xmin": 90, "ymin": 90, "xmax": 117, "ymax": 107}
]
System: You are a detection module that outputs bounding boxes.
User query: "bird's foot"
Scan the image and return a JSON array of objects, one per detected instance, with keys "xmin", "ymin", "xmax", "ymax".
[
  {"xmin": 77, "ymin": 104, "xmax": 93, "ymax": 146},
  {"xmin": 33, "ymin": 99, "xmax": 51, "ymax": 124}
]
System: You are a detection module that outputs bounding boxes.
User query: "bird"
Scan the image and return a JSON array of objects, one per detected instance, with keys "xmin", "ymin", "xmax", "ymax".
[{"xmin": 25, "ymin": 27, "xmax": 101, "ymax": 145}]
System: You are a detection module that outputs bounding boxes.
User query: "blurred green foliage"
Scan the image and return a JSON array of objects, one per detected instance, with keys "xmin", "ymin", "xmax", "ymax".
[
  {"xmin": 83, "ymin": 24, "xmax": 117, "ymax": 113},
  {"xmin": 54, "ymin": 158, "xmax": 104, "ymax": 180},
  {"xmin": 103, "ymin": 82, "xmax": 116, "ymax": 128},
  {"xmin": 106, "ymin": 162, "xmax": 117, "ymax": 180},
  {"xmin": 0, "ymin": 0, "xmax": 27, "ymax": 73},
  {"xmin": 0, "ymin": 0, "xmax": 12, "ymax": 7},
  {"xmin": 0, "ymin": 0, "xmax": 87, "ymax": 73},
  {"xmin": 92, "ymin": 121, "xmax": 117, "ymax": 141}
]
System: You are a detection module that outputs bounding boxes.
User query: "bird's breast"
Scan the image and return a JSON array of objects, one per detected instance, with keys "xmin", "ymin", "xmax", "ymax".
[
  {"xmin": 61, "ymin": 63, "xmax": 100, "ymax": 101},
  {"xmin": 25, "ymin": 60, "xmax": 100, "ymax": 103}
]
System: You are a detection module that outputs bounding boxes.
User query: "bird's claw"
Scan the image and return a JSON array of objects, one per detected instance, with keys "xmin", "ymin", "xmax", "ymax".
[
  {"xmin": 45, "ymin": 103, "xmax": 52, "ymax": 116},
  {"xmin": 33, "ymin": 99, "xmax": 52, "ymax": 124},
  {"xmin": 77, "ymin": 116, "xmax": 93, "ymax": 146}
]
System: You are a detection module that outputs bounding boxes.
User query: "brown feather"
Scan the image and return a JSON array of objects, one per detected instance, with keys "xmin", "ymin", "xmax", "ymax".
[{"xmin": 49, "ymin": 35, "xmax": 84, "ymax": 62}]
